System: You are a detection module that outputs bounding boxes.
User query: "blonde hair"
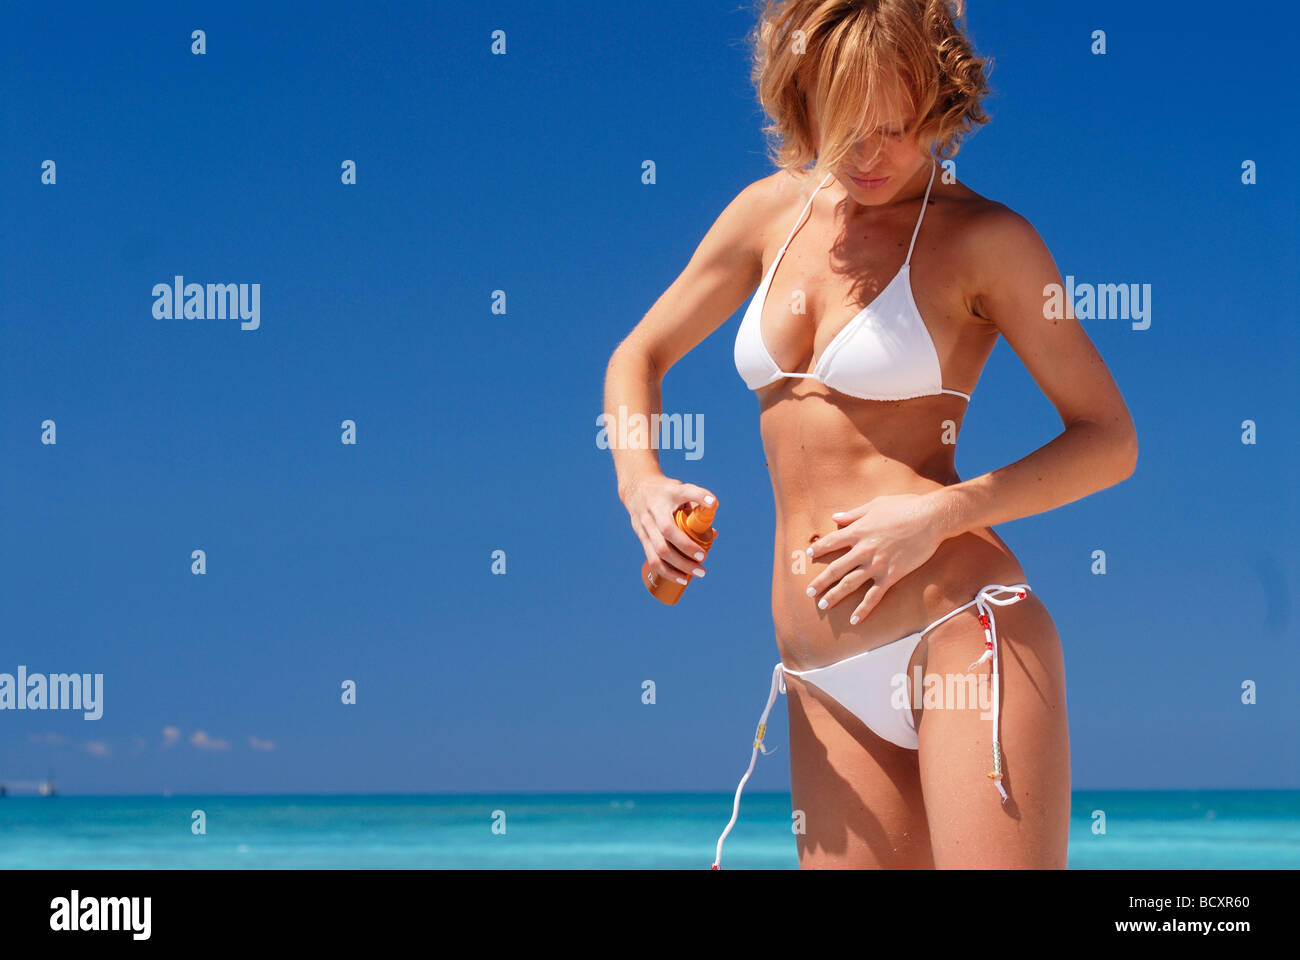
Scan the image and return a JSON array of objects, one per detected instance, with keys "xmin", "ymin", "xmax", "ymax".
[{"xmin": 748, "ymin": 0, "xmax": 991, "ymax": 179}]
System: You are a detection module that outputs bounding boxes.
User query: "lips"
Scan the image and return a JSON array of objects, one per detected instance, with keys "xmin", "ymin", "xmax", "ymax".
[{"xmin": 850, "ymin": 173, "xmax": 890, "ymax": 189}]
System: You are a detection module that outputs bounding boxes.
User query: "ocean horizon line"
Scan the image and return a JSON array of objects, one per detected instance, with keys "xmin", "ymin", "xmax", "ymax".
[{"xmin": 3, "ymin": 787, "xmax": 1298, "ymax": 798}]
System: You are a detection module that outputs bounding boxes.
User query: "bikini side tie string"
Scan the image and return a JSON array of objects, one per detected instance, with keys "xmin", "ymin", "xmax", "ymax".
[
  {"xmin": 710, "ymin": 661, "xmax": 784, "ymax": 870},
  {"xmin": 965, "ymin": 584, "xmax": 1032, "ymax": 804}
]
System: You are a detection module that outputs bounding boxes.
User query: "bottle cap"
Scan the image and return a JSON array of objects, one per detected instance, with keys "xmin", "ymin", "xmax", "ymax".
[{"xmin": 684, "ymin": 502, "xmax": 716, "ymax": 535}]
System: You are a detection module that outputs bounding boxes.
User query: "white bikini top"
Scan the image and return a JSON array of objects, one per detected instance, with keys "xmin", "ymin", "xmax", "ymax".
[{"xmin": 733, "ymin": 160, "xmax": 971, "ymax": 403}]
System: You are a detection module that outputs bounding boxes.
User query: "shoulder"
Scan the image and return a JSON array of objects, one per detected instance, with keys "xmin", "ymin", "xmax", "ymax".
[
  {"xmin": 710, "ymin": 167, "xmax": 824, "ymax": 273},
  {"xmin": 726, "ymin": 167, "xmax": 821, "ymax": 231},
  {"xmin": 754, "ymin": 166, "xmax": 832, "ymax": 225},
  {"xmin": 938, "ymin": 183, "xmax": 1051, "ymax": 278},
  {"xmin": 939, "ymin": 182, "xmax": 1045, "ymax": 261},
  {"xmin": 934, "ymin": 181, "xmax": 1063, "ymax": 325}
]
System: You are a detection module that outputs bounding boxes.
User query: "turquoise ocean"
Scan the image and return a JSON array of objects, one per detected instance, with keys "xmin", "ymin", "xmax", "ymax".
[{"xmin": 2, "ymin": 791, "xmax": 1296, "ymax": 869}]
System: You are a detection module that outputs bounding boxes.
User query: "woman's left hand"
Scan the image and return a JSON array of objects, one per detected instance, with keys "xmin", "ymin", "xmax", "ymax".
[{"xmin": 805, "ymin": 492, "xmax": 950, "ymax": 625}]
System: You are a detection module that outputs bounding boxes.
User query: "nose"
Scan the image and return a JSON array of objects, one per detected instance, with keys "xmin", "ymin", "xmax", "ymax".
[{"xmin": 849, "ymin": 138, "xmax": 886, "ymax": 170}]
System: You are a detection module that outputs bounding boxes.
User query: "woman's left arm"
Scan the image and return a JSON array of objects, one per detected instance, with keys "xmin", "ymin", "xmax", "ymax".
[
  {"xmin": 807, "ymin": 207, "xmax": 1137, "ymax": 622},
  {"xmin": 929, "ymin": 206, "xmax": 1138, "ymax": 537}
]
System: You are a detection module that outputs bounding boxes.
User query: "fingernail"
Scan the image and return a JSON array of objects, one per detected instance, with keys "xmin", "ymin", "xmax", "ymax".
[
  {"xmin": 676, "ymin": 577, "xmax": 688, "ymax": 585},
  {"xmin": 703, "ymin": 495, "xmax": 714, "ymax": 505},
  {"xmin": 849, "ymin": 615, "xmax": 860, "ymax": 625},
  {"xmin": 832, "ymin": 512, "xmax": 844, "ymax": 519},
  {"xmin": 817, "ymin": 598, "xmax": 828, "ymax": 610},
  {"xmin": 805, "ymin": 546, "xmax": 814, "ymax": 556},
  {"xmin": 693, "ymin": 568, "xmax": 705, "ymax": 577},
  {"xmin": 694, "ymin": 552, "xmax": 705, "ymax": 561},
  {"xmin": 805, "ymin": 587, "xmax": 815, "ymax": 597}
]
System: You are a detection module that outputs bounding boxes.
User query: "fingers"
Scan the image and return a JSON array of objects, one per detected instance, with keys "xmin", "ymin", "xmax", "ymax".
[
  {"xmin": 660, "ymin": 512, "xmax": 708, "ymax": 563},
  {"xmin": 644, "ymin": 520, "xmax": 700, "ymax": 580},
  {"xmin": 676, "ymin": 484, "xmax": 717, "ymax": 511},
  {"xmin": 662, "ymin": 480, "xmax": 714, "ymax": 571},
  {"xmin": 806, "ymin": 549, "xmax": 870, "ymax": 604},
  {"xmin": 643, "ymin": 544, "xmax": 689, "ymax": 587},
  {"xmin": 641, "ymin": 530, "xmax": 688, "ymax": 585},
  {"xmin": 806, "ymin": 544, "xmax": 889, "ymax": 609},
  {"xmin": 627, "ymin": 477, "xmax": 715, "ymax": 586},
  {"xmin": 849, "ymin": 582, "xmax": 889, "ymax": 625},
  {"xmin": 811, "ymin": 566, "xmax": 874, "ymax": 611},
  {"xmin": 807, "ymin": 535, "xmax": 871, "ymax": 581},
  {"xmin": 639, "ymin": 538, "xmax": 685, "ymax": 586},
  {"xmin": 807, "ymin": 528, "xmax": 851, "ymax": 560},
  {"xmin": 804, "ymin": 502, "xmax": 890, "ymax": 616},
  {"xmin": 830, "ymin": 503, "xmax": 870, "ymax": 525}
]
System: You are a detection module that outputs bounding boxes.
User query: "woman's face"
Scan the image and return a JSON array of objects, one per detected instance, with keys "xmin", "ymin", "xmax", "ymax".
[{"xmin": 805, "ymin": 78, "xmax": 930, "ymax": 204}]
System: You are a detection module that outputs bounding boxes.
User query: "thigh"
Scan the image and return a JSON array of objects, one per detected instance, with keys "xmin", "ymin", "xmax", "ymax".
[
  {"xmin": 916, "ymin": 592, "xmax": 1071, "ymax": 868},
  {"xmin": 784, "ymin": 657, "xmax": 934, "ymax": 869}
]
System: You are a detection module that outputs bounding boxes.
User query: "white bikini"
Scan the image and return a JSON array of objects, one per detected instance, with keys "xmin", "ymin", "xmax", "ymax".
[
  {"xmin": 712, "ymin": 161, "xmax": 1031, "ymax": 868},
  {"xmin": 733, "ymin": 160, "xmax": 971, "ymax": 402}
]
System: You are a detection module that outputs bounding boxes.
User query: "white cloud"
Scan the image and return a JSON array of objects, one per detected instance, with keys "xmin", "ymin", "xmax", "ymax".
[
  {"xmin": 248, "ymin": 736, "xmax": 276, "ymax": 752},
  {"xmin": 26, "ymin": 732, "xmax": 67, "ymax": 746},
  {"xmin": 190, "ymin": 730, "xmax": 230, "ymax": 752}
]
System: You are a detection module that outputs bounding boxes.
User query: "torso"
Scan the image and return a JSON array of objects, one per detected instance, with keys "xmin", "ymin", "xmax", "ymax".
[{"xmin": 744, "ymin": 167, "xmax": 1027, "ymax": 669}]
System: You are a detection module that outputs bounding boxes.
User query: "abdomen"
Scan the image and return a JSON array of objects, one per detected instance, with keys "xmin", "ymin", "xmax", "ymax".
[{"xmin": 758, "ymin": 383, "xmax": 1026, "ymax": 668}]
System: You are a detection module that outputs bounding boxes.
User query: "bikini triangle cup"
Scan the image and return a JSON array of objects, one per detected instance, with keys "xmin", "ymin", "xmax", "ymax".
[
  {"xmin": 710, "ymin": 583, "xmax": 1031, "ymax": 869},
  {"xmin": 733, "ymin": 159, "xmax": 972, "ymax": 403}
]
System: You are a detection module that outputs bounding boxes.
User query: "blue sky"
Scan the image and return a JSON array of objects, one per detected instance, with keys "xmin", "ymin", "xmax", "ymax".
[{"xmin": 1, "ymin": 0, "xmax": 1295, "ymax": 794}]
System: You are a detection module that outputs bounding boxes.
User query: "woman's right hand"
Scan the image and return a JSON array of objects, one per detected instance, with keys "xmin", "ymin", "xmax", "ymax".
[{"xmin": 620, "ymin": 474, "xmax": 718, "ymax": 586}]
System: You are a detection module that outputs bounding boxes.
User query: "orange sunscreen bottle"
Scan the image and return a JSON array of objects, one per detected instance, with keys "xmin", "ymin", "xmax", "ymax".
[{"xmin": 642, "ymin": 502, "xmax": 717, "ymax": 605}]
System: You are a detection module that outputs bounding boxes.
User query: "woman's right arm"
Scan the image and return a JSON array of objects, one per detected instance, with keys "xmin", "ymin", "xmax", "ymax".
[{"xmin": 604, "ymin": 175, "xmax": 774, "ymax": 584}]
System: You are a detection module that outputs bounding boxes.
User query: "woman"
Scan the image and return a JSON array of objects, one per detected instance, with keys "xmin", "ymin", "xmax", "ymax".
[{"xmin": 604, "ymin": 0, "xmax": 1136, "ymax": 869}]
